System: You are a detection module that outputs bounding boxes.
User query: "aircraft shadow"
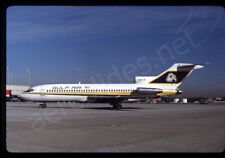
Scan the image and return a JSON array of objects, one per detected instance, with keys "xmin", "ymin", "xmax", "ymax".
[
  {"xmin": 7, "ymin": 105, "xmax": 75, "ymax": 109},
  {"xmin": 7, "ymin": 105, "xmax": 142, "ymax": 110},
  {"xmin": 81, "ymin": 107, "xmax": 142, "ymax": 111}
]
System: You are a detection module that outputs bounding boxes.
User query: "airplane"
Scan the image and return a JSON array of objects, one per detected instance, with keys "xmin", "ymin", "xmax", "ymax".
[{"xmin": 19, "ymin": 63, "xmax": 203, "ymax": 109}]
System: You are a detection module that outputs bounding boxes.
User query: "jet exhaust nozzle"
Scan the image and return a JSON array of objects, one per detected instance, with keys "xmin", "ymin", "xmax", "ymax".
[{"xmin": 176, "ymin": 90, "xmax": 183, "ymax": 94}]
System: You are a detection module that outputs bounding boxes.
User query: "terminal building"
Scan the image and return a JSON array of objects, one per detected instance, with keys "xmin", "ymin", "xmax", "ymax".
[{"xmin": 6, "ymin": 84, "xmax": 29, "ymax": 96}]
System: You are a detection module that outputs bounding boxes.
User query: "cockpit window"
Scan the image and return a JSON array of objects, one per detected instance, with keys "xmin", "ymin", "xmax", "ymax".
[{"xmin": 24, "ymin": 88, "xmax": 34, "ymax": 92}]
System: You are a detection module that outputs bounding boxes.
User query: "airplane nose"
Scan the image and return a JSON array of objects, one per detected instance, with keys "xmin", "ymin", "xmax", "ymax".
[
  {"xmin": 17, "ymin": 93, "xmax": 25, "ymax": 100},
  {"xmin": 13, "ymin": 93, "xmax": 25, "ymax": 101},
  {"xmin": 17, "ymin": 93, "xmax": 23, "ymax": 98},
  {"xmin": 16, "ymin": 94, "xmax": 21, "ymax": 97}
]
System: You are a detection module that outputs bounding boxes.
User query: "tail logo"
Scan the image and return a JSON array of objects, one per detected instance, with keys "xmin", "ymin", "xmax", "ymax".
[{"xmin": 166, "ymin": 73, "xmax": 177, "ymax": 83}]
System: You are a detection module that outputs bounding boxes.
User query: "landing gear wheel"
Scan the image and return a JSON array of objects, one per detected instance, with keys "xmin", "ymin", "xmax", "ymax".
[
  {"xmin": 111, "ymin": 103, "xmax": 123, "ymax": 110},
  {"xmin": 38, "ymin": 103, "xmax": 47, "ymax": 108}
]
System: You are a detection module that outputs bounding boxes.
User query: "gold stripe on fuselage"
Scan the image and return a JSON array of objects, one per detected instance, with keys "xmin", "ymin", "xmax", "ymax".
[
  {"xmin": 158, "ymin": 91, "xmax": 177, "ymax": 96},
  {"xmin": 28, "ymin": 91, "xmax": 133, "ymax": 96},
  {"xmin": 26, "ymin": 90, "xmax": 176, "ymax": 96}
]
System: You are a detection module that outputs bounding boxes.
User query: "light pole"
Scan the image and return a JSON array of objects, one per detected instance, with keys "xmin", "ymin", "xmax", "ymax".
[
  {"xmin": 11, "ymin": 71, "xmax": 13, "ymax": 85},
  {"xmin": 7, "ymin": 67, "xmax": 13, "ymax": 85},
  {"xmin": 7, "ymin": 66, "xmax": 9, "ymax": 85},
  {"xmin": 26, "ymin": 69, "xmax": 31, "ymax": 88}
]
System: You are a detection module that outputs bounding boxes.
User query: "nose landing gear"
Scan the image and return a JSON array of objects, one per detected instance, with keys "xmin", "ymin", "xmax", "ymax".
[
  {"xmin": 37, "ymin": 102, "xmax": 47, "ymax": 108},
  {"xmin": 110, "ymin": 102, "xmax": 123, "ymax": 110}
]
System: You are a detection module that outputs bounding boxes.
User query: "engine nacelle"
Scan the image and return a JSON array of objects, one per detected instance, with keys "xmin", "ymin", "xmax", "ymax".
[{"xmin": 136, "ymin": 87, "xmax": 162, "ymax": 94}]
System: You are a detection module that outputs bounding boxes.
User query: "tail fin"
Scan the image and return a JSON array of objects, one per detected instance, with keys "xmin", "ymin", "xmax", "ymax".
[{"xmin": 149, "ymin": 63, "xmax": 203, "ymax": 88}]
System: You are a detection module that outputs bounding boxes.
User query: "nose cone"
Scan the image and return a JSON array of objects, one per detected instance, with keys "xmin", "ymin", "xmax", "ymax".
[{"xmin": 18, "ymin": 93, "xmax": 28, "ymax": 101}]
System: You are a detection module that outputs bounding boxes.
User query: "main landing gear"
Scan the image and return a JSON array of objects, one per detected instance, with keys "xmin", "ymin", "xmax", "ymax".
[
  {"xmin": 37, "ymin": 102, "xmax": 47, "ymax": 108},
  {"xmin": 110, "ymin": 102, "xmax": 123, "ymax": 110}
]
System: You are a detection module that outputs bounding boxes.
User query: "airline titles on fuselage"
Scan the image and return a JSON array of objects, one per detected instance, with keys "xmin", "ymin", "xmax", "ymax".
[{"xmin": 52, "ymin": 86, "xmax": 90, "ymax": 91}]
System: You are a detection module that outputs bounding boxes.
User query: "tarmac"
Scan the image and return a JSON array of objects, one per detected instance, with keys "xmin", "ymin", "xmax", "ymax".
[{"xmin": 6, "ymin": 102, "xmax": 225, "ymax": 152}]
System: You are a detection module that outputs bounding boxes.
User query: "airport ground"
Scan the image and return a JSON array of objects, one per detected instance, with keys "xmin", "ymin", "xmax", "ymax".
[{"xmin": 6, "ymin": 102, "xmax": 225, "ymax": 152}]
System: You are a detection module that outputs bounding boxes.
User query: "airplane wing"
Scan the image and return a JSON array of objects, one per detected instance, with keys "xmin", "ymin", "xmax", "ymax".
[
  {"xmin": 87, "ymin": 96, "xmax": 130, "ymax": 103},
  {"xmin": 87, "ymin": 88, "xmax": 162, "ymax": 103}
]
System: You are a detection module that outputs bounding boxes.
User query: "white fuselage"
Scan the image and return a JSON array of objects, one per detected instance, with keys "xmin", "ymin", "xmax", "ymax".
[{"xmin": 19, "ymin": 83, "xmax": 178, "ymax": 102}]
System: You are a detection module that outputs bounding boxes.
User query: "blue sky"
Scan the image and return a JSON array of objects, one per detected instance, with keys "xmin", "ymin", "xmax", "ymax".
[{"xmin": 6, "ymin": 6, "xmax": 225, "ymax": 97}]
